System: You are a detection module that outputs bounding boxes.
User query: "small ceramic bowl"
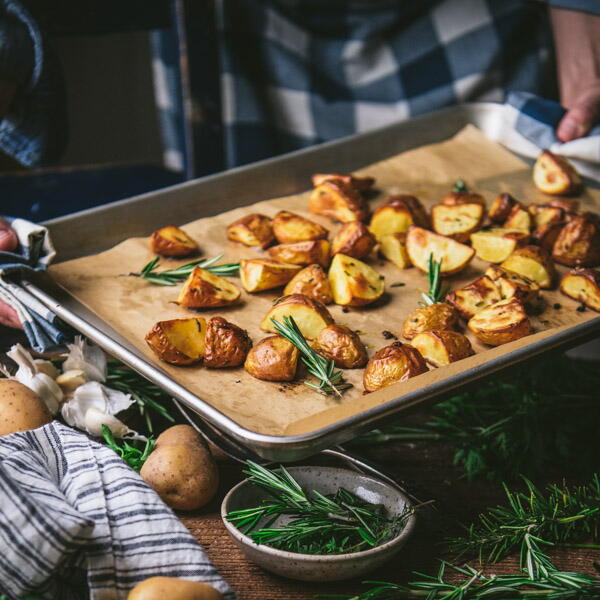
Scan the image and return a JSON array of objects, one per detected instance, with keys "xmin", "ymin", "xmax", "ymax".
[{"xmin": 221, "ymin": 465, "xmax": 416, "ymax": 582}]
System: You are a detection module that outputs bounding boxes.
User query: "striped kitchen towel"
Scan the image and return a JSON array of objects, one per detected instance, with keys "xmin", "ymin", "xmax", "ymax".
[{"xmin": 0, "ymin": 421, "xmax": 234, "ymax": 600}]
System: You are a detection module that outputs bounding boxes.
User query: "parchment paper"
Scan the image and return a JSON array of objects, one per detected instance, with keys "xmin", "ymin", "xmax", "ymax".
[{"xmin": 49, "ymin": 126, "xmax": 600, "ymax": 436}]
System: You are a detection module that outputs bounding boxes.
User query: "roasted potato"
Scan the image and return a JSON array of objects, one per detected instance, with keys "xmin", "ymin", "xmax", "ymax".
[
  {"xmin": 177, "ymin": 267, "xmax": 241, "ymax": 308},
  {"xmin": 559, "ymin": 268, "xmax": 600, "ymax": 312},
  {"xmin": 446, "ymin": 275, "xmax": 503, "ymax": 320},
  {"xmin": 328, "ymin": 253, "xmax": 385, "ymax": 306},
  {"xmin": 552, "ymin": 214, "xmax": 600, "ymax": 267},
  {"xmin": 501, "ymin": 245, "xmax": 557, "ymax": 289},
  {"xmin": 489, "ymin": 193, "xmax": 518, "ymax": 223},
  {"xmin": 503, "ymin": 204, "xmax": 532, "ymax": 232},
  {"xmin": 533, "ymin": 150, "xmax": 581, "ymax": 196},
  {"xmin": 431, "ymin": 202, "xmax": 484, "ymax": 242},
  {"xmin": 239, "ymin": 259, "xmax": 301, "ymax": 293},
  {"xmin": 442, "ymin": 188, "xmax": 485, "ymax": 207},
  {"xmin": 411, "ymin": 330, "xmax": 474, "ymax": 367},
  {"xmin": 145, "ymin": 318, "xmax": 207, "ymax": 365},
  {"xmin": 283, "ymin": 264, "xmax": 333, "ymax": 304},
  {"xmin": 272, "ymin": 210, "xmax": 328, "ymax": 244},
  {"xmin": 549, "ymin": 197, "xmax": 579, "ymax": 213},
  {"xmin": 363, "ymin": 342, "xmax": 428, "ymax": 392},
  {"xmin": 484, "ymin": 265, "xmax": 540, "ymax": 304},
  {"xmin": 128, "ymin": 577, "xmax": 222, "ymax": 600},
  {"xmin": 226, "ymin": 213, "xmax": 275, "ymax": 248},
  {"xmin": 261, "ymin": 293, "xmax": 334, "ymax": 339},
  {"xmin": 0, "ymin": 380, "xmax": 53, "ymax": 436},
  {"xmin": 244, "ymin": 335, "xmax": 299, "ymax": 381},
  {"xmin": 470, "ymin": 228, "xmax": 530, "ymax": 263},
  {"xmin": 468, "ymin": 298, "xmax": 532, "ymax": 346},
  {"xmin": 203, "ymin": 317, "xmax": 252, "ymax": 368},
  {"xmin": 268, "ymin": 239, "xmax": 331, "ymax": 268},
  {"xmin": 312, "ymin": 324, "xmax": 368, "ymax": 369},
  {"xmin": 406, "ymin": 227, "xmax": 475, "ymax": 275},
  {"xmin": 311, "ymin": 173, "xmax": 375, "ymax": 192},
  {"xmin": 331, "ymin": 221, "xmax": 376, "ymax": 259},
  {"xmin": 402, "ymin": 302, "xmax": 459, "ymax": 339},
  {"xmin": 529, "ymin": 204, "xmax": 564, "ymax": 229},
  {"xmin": 379, "ymin": 233, "xmax": 411, "ymax": 269},
  {"xmin": 150, "ymin": 226, "xmax": 199, "ymax": 257},
  {"xmin": 308, "ymin": 179, "xmax": 368, "ymax": 222},
  {"xmin": 369, "ymin": 195, "xmax": 429, "ymax": 240}
]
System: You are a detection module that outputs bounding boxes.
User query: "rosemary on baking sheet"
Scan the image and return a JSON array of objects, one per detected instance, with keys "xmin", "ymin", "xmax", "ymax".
[
  {"xmin": 453, "ymin": 177, "xmax": 468, "ymax": 192},
  {"xmin": 421, "ymin": 253, "xmax": 448, "ymax": 305},
  {"xmin": 101, "ymin": 425, "xmax": 155, "ymax": 471}
]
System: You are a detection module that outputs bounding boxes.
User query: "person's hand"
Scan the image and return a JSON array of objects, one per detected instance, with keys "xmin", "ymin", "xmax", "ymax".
[
  {"xmin": 0, "ymin": 218, "xmax": 21, "ymax": 329},
  {"xmin": 556, "ymin": 82, "xmax": 600, "ymax": 142}
]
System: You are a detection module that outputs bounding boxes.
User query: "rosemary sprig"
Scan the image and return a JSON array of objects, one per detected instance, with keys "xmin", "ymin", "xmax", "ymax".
[
  {"xmin": 453, "ymin": 177, "xmax": 468, "ymax": 192},
  {"xmin": 420, "ymin": 253, "xmax": 448, "ymax": 305},
  {"xmin": 270, "ymin": 315, "xmax": 351, "ymax": 396},
  {"xmin": 101, "ymin": 425, "xmax": 155, "ymax": 471}
]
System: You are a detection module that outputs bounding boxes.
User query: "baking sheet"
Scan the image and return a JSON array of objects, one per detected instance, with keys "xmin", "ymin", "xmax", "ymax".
[{"xmin": 48, "ymin": 126, "xmax": 600, "ymax": 436}]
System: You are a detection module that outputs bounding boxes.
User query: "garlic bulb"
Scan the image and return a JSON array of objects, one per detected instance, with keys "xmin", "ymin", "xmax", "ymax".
[{"xmin": 63, "ymin": 336, "xmax": 107, "ymax": 382}]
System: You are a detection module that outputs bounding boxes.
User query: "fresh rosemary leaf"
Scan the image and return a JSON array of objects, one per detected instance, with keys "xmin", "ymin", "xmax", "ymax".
[
  {"xmin": 420, "ymin": 253, "xmax": 448, "ymax": 306},
  {"xmin": 101, "ymin": 425, "xmax": 155, "ymax": 471},
  {"xmin": 453, "ymin": 177, "xmax": 468, "ymax": 192}
]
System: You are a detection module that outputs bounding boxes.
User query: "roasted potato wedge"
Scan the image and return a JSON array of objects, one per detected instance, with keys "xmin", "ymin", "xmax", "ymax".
[
  {"xmin": 501, "ymin": 245, "xmax": 556, "ymax": 289},
  {"xmin": 363, "ymin": 342, "xmax": 428, "ymax": 392},
  {"xmin": 489, "ymin": 193, "xmax": 518, "ymax": 223},
  {"xmin": 268, "ymin": 239, "xmax": 331, "ymax": 268},
  {"xmin": 406, "ymin": 227, "xmax": 475, "ymax": 275},
  {"xmin": 379, "ymin": 233, "xmax": 411, "ymax": 269},
  {"xmin": 312, "ymin": 324, "xmax": 368, "ymax": 368},
  {"xmin": 226, "ymin": 213, "xmax": 275, "ymax": 248},
  {"xmin": 470, "ymin": 228, "xmax": 530, "ymax": 263},
  {"xmin": 145, "ymin": 318, "xmax": 207, "ymax": 365},
  {"xmin": 442, "ymin": 189, "xmax": 485, "ymax": 207},
  {"xmin": 549, "ymin": 198, "xmax": 579, "ymax": 213},
  {"xmin": 552, "ymin": 214, "xmax": 600, "ymax": 267},
  {"xmin": 203, "ymin": 317, "xmax": 252, "ymax": 368},
  {"xmin": 529, "ymin": 204, "xmax": 564, "ymax": 230},
  {"xmin": 308, "ymin": 179, "xmax": 368, "ymax": 222},
  {"xmin": 446, "ymin": 276, "xmax": 503, "ymax": 320},
  {"xmin": 331, "ymin": 221, "xmax": 376, "ymax": 259},
  {"xmin": 431, "ymin": 202, "xmax": 484, "ymax": 242},
  {"xmin": 177, "ymin": 267, "xmax": 241, "ymax": 308},
  {"xmin": 533, "ymin": 150, "xmax": 581, "ymax": 196},
  {"xmin": 272, "ymin": 211, "xmax": 328, "ymax": 244},
  {"xmin": 239, "ymin": 259, "xmax": 301, "ymax": 293},
  {"xmin": 402, "ymin": 302, "xmax": 459, "ymax": 339},
  {"xmin": 328, "ymin": 253, "xmax": 385, "ymax": 306},
  {"xmin": 484, "ymin": 265, "xmax": 540, "ymax": 304},
  {"xmin": 150, "ymin": 226, "xmax": 198, "ymax": 257},
  {"xmin": 369, "ymin": 195, "xmax": 429, "ymax": 240},
  {"xmin": 283, "ymin": 264, "xmax": 333, "ymax": 304},
  {"xmin": 468, "ymin": 298, "xmax": 532, "ymax": 346},
  {"xmin": 503, "ymin": 204, "xmax": 532, "ymax": 232},
  {"xmin": 244, "ymin": 335, "xmax": 299, "ymax": 381},
  {"xmin": 559, "ymin": 268, "xmax": 600, "ymax": 312},
  {"xmin": 261, "ymin": 293, "xmax": 334, "ymax": 339},
  {"xmin": 411, "ymin": 330, "xmax": 474, "ymax": 367},
  {"xmin": 311, "ymin": 173, "xmax": 375, "ymax": 192}
]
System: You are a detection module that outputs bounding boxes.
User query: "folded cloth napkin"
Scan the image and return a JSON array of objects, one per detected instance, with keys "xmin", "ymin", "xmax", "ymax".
[{"xmin": 0, "ymin": 422, "xmax": 235, "ymax": 600}]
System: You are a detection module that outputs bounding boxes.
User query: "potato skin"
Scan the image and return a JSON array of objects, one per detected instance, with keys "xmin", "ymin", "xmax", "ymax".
[
  {"xmin": 244, "ymin": 335, "xmax": 299, "ymax": 381},
  {"xmin": 533, "ymin": 150, "xmax": 581, "ymax": 196},
  {"xmin": 308, "ymin": 179, "xmax": 368, "ymax": 222},
  {"xmin": 468, "ymin": 298, "xmax": 532, "ymax": 346},
  {"xmin": 446, "ymin": 275, "xmax": 503, "ymax": 320},
  {"xmin": 272, "ymin": 211, "xmax": 328, "ymax": 244},
  {"xmin": 442, "ymin": 190, "xmax": 486, "ymax": 207},
  {"xmin": 128, "ymin": 577, "xmax": 223, "ymax": 600},
  {"xmin": 370, "ymin": 195, "xmax": 430, "ymax": 239},
  {"xmin": 283, "ymin": 264, "xmax": 333, "ymax": 304},
  {"xmin": 411, "ymin": 330, "xmax": 474, "ymax": 367},
  {"xmin": 552, "ymin": 214, "xmax": 600, "ymax": 267},
  {"xmin": 150, "ymin": 226, "xmax": 198, "ymax": 257},
  {"xmin": 268, "ymin": 239, "xmax": 331, "ymax": 268},
  {"xmin": 203, "ymin": 317, "xmax": 252, "ymax": 368},
  {"xmin": 145, "ymin": 318, "xmax": 206, "ymax": 366},
  {"xmin": 504, "ymin": 205, "xmax": 532, "ymax": 232},
  {"xmin": 489, "ymin": 193, "xmax": 517, "ymax": 223},
  {"xmin": 484, "ymin": 266, "xmax": 540, "ymax": 304},
  {"xmin": 402, "ymin": 302, "xmax": 458, "ymax": 339},
  {"xmin": 239, "ymin": 259, "xmax": 301, "ymax": 293},
  {"xmin": 560, "ymin": 268, "xmax": 600, "ymax": 312},
  {"xmin": 312, "ymin": 324, "xmax": 368, "ymax": 369},
  {"xmin": 0, "ymin": 380, "xmax": 53, "ymax": 436},
  {"xmin": 331, "ymin": 221, "xmax": 376, "ymax": 259},
  {"xmin": 226, "ymin": 213, "xmax": 275, "ymax": 248},
  {"xmin": 363, "ymin": 342, "xmax": 428, "ymax": 392},
  {"xmin": 311, "ymin": 173, "xmax": 375, "ymax": 192}
]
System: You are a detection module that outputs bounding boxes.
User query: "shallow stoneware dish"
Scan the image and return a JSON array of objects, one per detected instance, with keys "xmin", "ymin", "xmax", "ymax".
[{"xmin": 221, "ymin": 465, "xmax": 417, "ymax": 582}]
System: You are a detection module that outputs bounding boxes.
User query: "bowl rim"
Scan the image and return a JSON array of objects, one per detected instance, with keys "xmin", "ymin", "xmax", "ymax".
[{"xmin": 220, "ymin": 465, "xmax": 418, "ymax": 562}]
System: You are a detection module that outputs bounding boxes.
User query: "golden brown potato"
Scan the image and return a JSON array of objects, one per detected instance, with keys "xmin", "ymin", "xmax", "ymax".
[
  {"xmin": 470, "ymin": 228, "xmax": 530, "ymax": 263},
  {"xmin": 363, "ymin": 342, "xmax": 428, "ymax": 392},
  {"xmin": 549, "ymin": 198, "xmax": 580, "ymax": 213},
  {"xmin": 552, "ymin": 214, "xmax": 600, "ymax": 267},
  {"xmin": 283, "ymin": 264, "xmax": 333, "ymax": 304},
  {"xmin": 244, "ymin": 335, "xmax": 299, "ymax": 381},
  {"xmin": 503, "ymin": 205, "xmax": 532, "ymax": 232},
  {"xmin": 128, "ymin": 577, "xmax": 223, "ymax": 600},
  {"xmin": 501, "ymin": 245, "xmax": 557, "ymax": 289},
  {"xmin": 533, "ymin": 150, "xmax": 581, "ymax": 196},
  {"xmin": 239, "ymin": 259, "xmax": 301, "ymax": 292},
  {"xmin": 272, "ymin": 211, "xmax": 328, "ymax": 244},
  {"xmin": 559, "ymin": 268, "xmax": 600, "ymax": 312},
  {"xmin": 446, "ymin": 276, "xmax": 503, "ymax": 320},
  {"xmin": 0, "ymin": 380, "xmax": 52, "ymax": 436},
  {"xmin": 328, "ymin": 253, "xmax": 385, "ymax": 306},
  {"xmin": 379, "ymin": 233, "xmax": 411, "ymax": 269},
  {"xmin": 411, "ymin": 330, "xmax": 474, "ymax": 367},
  {"xmin": 331, "ymin": 221, "xmax": 376, "ymax": 259},
  {"xmin": 369, "ymin": 195, "xmax": 429, "ymax": 240},
  {"xmin": 177, "ymin": 267, "xmax": 241, "ymax": 308},
  {"xmin": 308, "ymin": 179, "xmax": 368, "ymax": 222},
  {"xmin": 401, "ymin": 302, "xmax": 459, "ymax": 339},
  {"xmin": 312, "ymin": 324, "xmax": 368, "ymax": 368},
  {"xmin": 268, "ymin": 239, "xmax": 330, "ymax": 268},
  {"xmin": 484, "ymin": 265, "xmax": 540, "ymax": 304},
  {"xmin": 468, "ymin": 298, "xmax": 532, "ymax": 346},
  {"xmin": 431, "ymin": 202, "xmax": 484, "ymax": 242},
  {"xmin": 261, "ymin": 293, "xmax": 334, "ymax": 339},
  {"xmin": 529, "ymin": 204, "xmax": 564, "ymax": 229},
  {"xmin": 226, "ymin": 213, "xmax": 275, "ymax": 248},
  {"xmin": 442, "ymin": 189, "xmax": 486, "ymax": 207},
  {"xmin": 311, "ymin": 173, "xmax": 375, "ymax": 192},
  {"xmin": 150, "ymin": 226, "xmax": 199, "ymax": 257},
  {"xmin": 488, "ymin": 193, "xmax": 518, "ymax": 223},
  {"xmin": 406, "ymin": 227, "xmax": 475, "ymax": 275},
  {"xmin": 203, "ymin": 317, "xmax": 252, "ymax": 368},
  {"xmin": 145, "ymin": 318, "xmax": 207, "ymax": 365}
]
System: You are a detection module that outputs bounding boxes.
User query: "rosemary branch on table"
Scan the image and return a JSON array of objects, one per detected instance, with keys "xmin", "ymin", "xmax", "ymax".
[
  {"xmin": 101, "ymin": 425, "xmax": 155, "ymax": 471},
  {"xmin": 420, "ymin": 253, "xmax": 448, "ymax": 306}
]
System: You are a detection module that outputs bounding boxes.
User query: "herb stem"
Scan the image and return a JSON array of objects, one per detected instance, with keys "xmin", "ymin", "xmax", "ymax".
[{"xmin": 130, "ymin": 255, "xmax": 240, "ymax": 285}]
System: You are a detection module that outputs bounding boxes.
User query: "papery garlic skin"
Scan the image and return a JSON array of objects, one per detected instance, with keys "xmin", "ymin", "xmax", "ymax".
[{"xmin": 63, "ymin": 337, "xmax": 107, "ymax": 382}]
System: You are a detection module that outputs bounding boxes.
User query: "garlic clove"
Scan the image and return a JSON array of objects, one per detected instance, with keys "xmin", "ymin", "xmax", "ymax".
[{"xmin": 55, "ymin": 369, "xmax": 87, "ymax": 394}]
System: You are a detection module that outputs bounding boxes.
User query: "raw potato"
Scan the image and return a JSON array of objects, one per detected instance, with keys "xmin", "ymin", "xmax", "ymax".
[
  {"xmin": 501, "ymin": 245, "xmax": 557, "ymax": 289},
  {"xmin": 406, "ymin": 227, "xmax": 475, "ymax": 275},
  {"xmin": 145, "ymin": 318, "xmax": 207, "ymax": 365},
  {"xmin": 128, "ymin": 577, "xmax": 223, "ymax": 600},
  {"xmin": 484, "ymin": 266, "xmax": 540, "ymax": 304},
  {"xmin": 560, "ymin": 268, "xmax": 600, "ymax": 312},
  {"xmin": 369, "ymin": 195, "xmax": 429, "ymax": 240},
  {"xmin": 203, "ymin": 317, "xmax": 252, "ymax": 368},
  {"xmin": 446, "ymin": 275, "xmax": 503, "ymax": 320},
  {"xmin": 331, "ymin": 221, "xmax": 376, "ymax": 259},
  {"xmin": 261, "ymin": 293, "xmax": 334, "ymax": 339},
  {"xmin": 311, "ymin": 173, "xmax": 375, "ymax": 192},
  {"xmin": 244, "ymin": 335, "xmax": 299, "ymax": 381},
  {"xmin": 283, "ymin": 264, "xmax": 333, "ymax": 304},
  {"xmin": 489, "ymin": 193, "xmax": 518, "ymax": 223},
  {"xmin": 226, "ymin": 213, "xmax": 274, "ymax": 248},
  {"xmin": 0, "ymin": 380, "xmax": 52, "ymax": 436},
  {"xmin": 178, "ymin": 267, "xmax": 241, "ymax": 308},
  {"xmin": 468, "ymin": 298, "xmax": 532, "ymax": 346},
  {"xmin": 470, "ymin": 228, "xmax": 530, "ymax": 263},
  {"xmin": 402, "ymin": 302, "xmax": 459, "ymax": 339},
  {"xmin": 503, "ymin": 205, "xmax": 532, "ymax": 232},
  {"xmin": 442, "ymin": 189, "xmax": 485, "ymax": 207},
  {"xmin": 272, "ymin": 211, "xmax": 328, "ymax": 244},
  {"xmin": 239, "ymin": 259, "xmax": 301, "ymax": 293},
  {"xmin": 552, "ymin": 214, "xmax": 600, "ymax": 267},
  {"xmin": 140, "ymin": 425, "xmax": 218, "ymax": 511},
  {"xmin": 379, "ymin": 233, "xmax": 411, "ymax": 269},
  {"xmin": 268, "ymin": 239, "xmax": 331, "ymax": 268},
  {"xmin": 312, "ymin": 324, "xmax": 368, "ymax": 368},
  {"xmin": 533, "ymin": 150, "xmax": 581, "ymax": 196},
  {"xmin": 411, "ymin": 330, "xmax": 474, "ymax": 367},
  {"xmin": 363, "ymin": 342, "xmax": 428, "ymax": 392},
  {"xmin": 308, "ymin": 179, "xmax": 368, "ymax": 222},
  {"xmin": 328, "ymin": 253, "xmax": 385, "ymax": 306},
  {"xmin": 431, "ymin": 202, "xmax": 484, "ymax": 242},
  {"xmin": 150, "ymin": 226, "xmax": 198, "ymax": 258}
]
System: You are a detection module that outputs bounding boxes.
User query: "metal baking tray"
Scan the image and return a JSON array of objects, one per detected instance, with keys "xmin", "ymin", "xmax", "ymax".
[{"xmin": 27, "ymin": 102, "xmax": 600, "ymax": 461}]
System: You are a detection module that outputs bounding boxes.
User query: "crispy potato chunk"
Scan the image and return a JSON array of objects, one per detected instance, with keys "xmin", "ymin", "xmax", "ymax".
[
  {"xmin": 503, "ymin": 205, "xmax": 532, "ymax": 232},
  {"xmin": 431, "ymin": 202, "xmax": 484, "ymax": 242},
  {"xmin": 308, "ymin": 179, "xmax": 368, "ymax": 222},
  {"xmin": 177, "ymin": 267, "xmax": 241, "ymax": 308},
  {"xmin": 203, "ymin": 317, "xmax": 252, "ymax": 368},
  {"xmin": 533, "ymin": 150, "xmax": 581, "ymax": 196},
  {"xmin": 446, "ymin": 276, "xmax": 503, "ymax": 320},
  {"xmin": 369, "ymin": 195, "xmax": 429, "ymax": 240},
  {"xmin": 406, "ymin": 227, "xmax": 475, "ymax": 275},
  {"xmin": 484, "ymin": 266, "xmax": 540, "ymax": 304},
  {"xmin": 468, "ymin": 298, "xmax": 532, "ymax": 346},
  {"xmin": 150, "ymin": 226, "xmax": 198, "ymax": 257},
  {"xmin": 239, "ymin": 259, "xmax": 301, "ymax": 293},
  {"xmin": 226, "ymin": 213, "xmax": 274, "ymax": 248},
  {"xmin": 312, "ymin": 324, "xmax": 368, "ymax": 368},
  {"xmin": 489, "ymin": 193, "xmax": 518, "ymax": 223},
  {"xmin": 501, "ymin": 245, "xmax": 556, "ymax": 289},
  {"xmin": 529, "ymin": 204, "xmax": 565, "ymax": 249},
  {"xmin": 470, "ymin": 228, "xmax": 530, "ymax": 263},
  {"xmin": 552, "ymin": 214, "xmax": 600, "ymax": 267},
  {"xmin": 411, "ymin": 330, "xmax": 474, "ymax": 367},
  {"xmin": 402, "ymin": 302, "xmax": 458, "ymax": 339},
  {"xmin": 261, "ymin": 293, "xmax": 334, "ymax": 339},
  {"xmin": 272, "ymin": 211, "xmax": 328, "ymax": 244},
  {"xmin": 145, "ymin": 318, "xmax": 207, "ymax": 365},
  {"xmin": 311, "ymin": 173, "xmax": 375, "ymax": 192},
  {"xmin": 363, "ymin": 342, "xmax": 428, "ymax": 392},
  {"xmin": 331, "ymin": 221, "xmax": 376, "ymax": 259},
  {"xmin": 379, "ymin": 233, "xmax": 411, "ymax": 269},
  {"xmin": 328, "ymin": 253, "xmax": 385, "ymax": 306},
  {"xmin": 559, "ymin": 268, "xmax": 600, "ymax": 312},
  {"xmin": 244, "ymin": 335, "xmax": 299, "ymax": 381},
  {"xmin": 549, "ymin": 198, "xmax": 579, "ymax": 213},
  {"xmin": 268, "ymin": 239, "xmax": 331, "ymax": 268},
  {"xmin": 442, "ymin": 190, "xmax": 486, "ymax": 207},
  {"xmin": 283, "ymin": 264, "xmax": 333, "ymax": 304}
]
